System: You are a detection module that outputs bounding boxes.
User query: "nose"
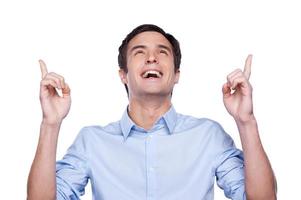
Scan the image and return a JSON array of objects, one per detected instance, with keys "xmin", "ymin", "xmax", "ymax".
[{"xmin": 146, "ymin": 52, "xmax": 158, "ymax": 64}]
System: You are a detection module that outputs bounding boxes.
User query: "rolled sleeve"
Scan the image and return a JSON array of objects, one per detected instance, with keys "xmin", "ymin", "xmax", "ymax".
[
  {"xmin": 215, "ymin": 149, "xmax": 246, "ymax": 200},
  {"xmin": 56, "ymin": 128, "xmax": 90, "ymax": 200},
  {"xmin": 212, "ymin": 122, "xmax": 246, "ymax": 200}
]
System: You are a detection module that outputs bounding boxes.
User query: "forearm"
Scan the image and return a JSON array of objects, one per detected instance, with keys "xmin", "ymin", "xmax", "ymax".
[
  {"xmin": 236, "ymin": 116, "xmax": 276, "ymax": 200},
  {"xmin": 27, "ymin": 121, "xmax": 61, "ymax": 200}
]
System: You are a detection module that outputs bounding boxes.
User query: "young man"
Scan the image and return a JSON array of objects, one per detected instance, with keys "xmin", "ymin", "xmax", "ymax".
[{"xmin": 27, "ymin": 24, "xmax": 276, "ymax": 200}]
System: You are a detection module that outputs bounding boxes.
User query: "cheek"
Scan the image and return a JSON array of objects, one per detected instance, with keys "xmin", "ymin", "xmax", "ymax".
[
  {"xmin": 167, "ymin": 72, "xmax": 180, "ymax": 84},
  {"xmin": 128, "ymin": 54, "xmax": 146, "ymax": 65},
  {"xmin": 160, "ymin": 56, "xmax": 173, "ymax": 64},
  {"xmin": 126, "ymin": 71, "xmax": 140, "ymax": 84}
]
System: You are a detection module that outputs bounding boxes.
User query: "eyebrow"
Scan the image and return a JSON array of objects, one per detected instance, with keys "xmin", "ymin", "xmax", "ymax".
[
  {"xmin": 129, "ymin": 44, "xmax": 172, "ymax": 54},
  {"xmin": 129, "ymin": 45, "xmax": 146, "ymax": 53}
]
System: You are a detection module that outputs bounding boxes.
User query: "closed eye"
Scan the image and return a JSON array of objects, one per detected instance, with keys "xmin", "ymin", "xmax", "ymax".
[
  {"xmin": 159, "ymin": 49, "xmax": 168, "ymax": 55},
  {"xmin": 134, "ymin": 50, "xmax": 144, "ymax": 55}
]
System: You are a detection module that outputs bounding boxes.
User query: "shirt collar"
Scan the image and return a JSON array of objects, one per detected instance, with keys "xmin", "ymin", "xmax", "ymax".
[
  {"xmin": 120, "ymin": 105, "xmax": 177, "ymax": 140},
  {"xmin": 162, "ymin": 105, "xmax": 177, "ymax": 134},
  {"xmin": 120, "ymin": 107, "xmax": 135, "ymax": 140}
]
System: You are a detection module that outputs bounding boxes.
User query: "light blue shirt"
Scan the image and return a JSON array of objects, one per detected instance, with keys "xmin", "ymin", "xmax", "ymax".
[{"xmin": 56, "ymin": 106, "xmax": 246, "ymax": 200}]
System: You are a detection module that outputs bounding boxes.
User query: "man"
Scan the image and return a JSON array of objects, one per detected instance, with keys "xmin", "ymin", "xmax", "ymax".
[{"xmin": 27, "ymin": 24, "xmax": 276, "ymax": 200}]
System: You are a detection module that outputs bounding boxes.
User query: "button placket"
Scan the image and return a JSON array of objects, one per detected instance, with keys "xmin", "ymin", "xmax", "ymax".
[{"xmin": 146, "ymin": 133, "xmax": 157, "ymax": 200}]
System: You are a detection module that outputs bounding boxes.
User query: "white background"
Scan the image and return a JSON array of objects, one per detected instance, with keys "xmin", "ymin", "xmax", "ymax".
[{"xmin": 0, "ymin": 0, "xmax": 300, "ymax": 199}]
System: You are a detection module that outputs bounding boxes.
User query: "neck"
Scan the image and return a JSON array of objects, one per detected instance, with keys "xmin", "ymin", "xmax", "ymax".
[{"xmin": 128, "ymin": 95, "xmax": 172, "ymax": 130}]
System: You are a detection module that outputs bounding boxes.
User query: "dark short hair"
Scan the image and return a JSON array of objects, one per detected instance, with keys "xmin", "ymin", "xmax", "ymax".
[{"xmin": 118, "ymin": 24, "xmax": 182, "ymax": 95}]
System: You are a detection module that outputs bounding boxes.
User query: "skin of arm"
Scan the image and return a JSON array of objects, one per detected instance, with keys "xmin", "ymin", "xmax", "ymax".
[
  {"xmin": 27, "ymin": 60, "xmax": 71, "ymax": 200},
  {"xmin": 222, "ymin": 55, "xmax": 277, "ymax": 200}
]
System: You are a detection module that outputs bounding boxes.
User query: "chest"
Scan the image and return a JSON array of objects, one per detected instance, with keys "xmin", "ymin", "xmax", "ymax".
[{"xmin": 88, "ymin": 132, "xmax": 217, "ymax": 199}]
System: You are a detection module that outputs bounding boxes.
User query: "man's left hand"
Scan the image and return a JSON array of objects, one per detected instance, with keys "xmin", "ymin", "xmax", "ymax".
[{"xmin": 222, "ymin": 55, "xmax": 254, "ymax": 123}]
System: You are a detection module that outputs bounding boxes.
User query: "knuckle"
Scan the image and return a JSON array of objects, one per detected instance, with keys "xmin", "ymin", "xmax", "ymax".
[
  {"xmin": 40, "ymin": 78, "xmax": 47, "ymax": 83},
  {"xmin": 227, "ymin": 74, "xmax": 232, "ymax": 81},
  {"xmin": 45, "ymin": 73, "xmax": 54, "ymax": 79},
  {"xmin": 49, "ymin": 72, "xmax": 60, "ymax": 78}
]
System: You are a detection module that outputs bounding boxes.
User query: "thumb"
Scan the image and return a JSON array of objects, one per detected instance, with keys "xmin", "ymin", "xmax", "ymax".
[
  {"xmin": 62, "ymin": 83, "xmax": 71, "ymax": 97},
  {"xmin": 222, "ymin": 82, "xmax": 231, "ymax": 98}
]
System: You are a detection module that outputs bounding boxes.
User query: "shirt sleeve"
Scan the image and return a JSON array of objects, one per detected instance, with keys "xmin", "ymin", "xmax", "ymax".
[
  {"xmin": 212, "ymin": 123, "xmax": 246, "ymax": 200},
  {"xmin": 56, "ymin": 128, "xmax": 90, "ymax": 200}
]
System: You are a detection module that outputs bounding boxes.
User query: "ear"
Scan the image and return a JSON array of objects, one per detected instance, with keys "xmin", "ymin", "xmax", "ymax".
[
  {"xmin": 174, "ymin": 69, "xmax": 180, "ymax": 84},
  {"xmin": 119, "ymin": 68, "xmax": 128, "ymax": 84}
]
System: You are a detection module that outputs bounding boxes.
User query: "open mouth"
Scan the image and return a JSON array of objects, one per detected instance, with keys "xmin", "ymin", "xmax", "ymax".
[{"xmin": 141, "ymin": 70, "xmax": 163, "ymax": 79}]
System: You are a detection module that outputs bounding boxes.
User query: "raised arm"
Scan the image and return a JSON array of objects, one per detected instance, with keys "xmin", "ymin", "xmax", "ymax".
[
  {"xmin": 27, "ymin": 60, "xmax": 71, "ymax": 200},
  {"xmin": 222, "ymin": 55, "xmax": 277, "ymax": 200}
]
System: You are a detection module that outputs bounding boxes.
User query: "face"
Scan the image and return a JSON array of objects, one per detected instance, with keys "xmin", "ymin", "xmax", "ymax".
[{"xmin": 119, "ymin": 31, "xmax": 180, "ymax": 98}]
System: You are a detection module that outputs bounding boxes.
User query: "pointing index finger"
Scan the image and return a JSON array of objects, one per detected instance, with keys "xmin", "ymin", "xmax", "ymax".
[
  {"xmin": 243, "ymin": 54, "xmax": 252, "ymax": 80},
  {"xmin": 39, "ymin": 59, "xmax": 48, "ymax": 79}
]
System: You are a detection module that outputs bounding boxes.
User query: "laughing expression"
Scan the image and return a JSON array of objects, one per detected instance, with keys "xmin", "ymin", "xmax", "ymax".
[{"xmin": 119, "ymin": 31, "xmax": 180, "ymax": 98}]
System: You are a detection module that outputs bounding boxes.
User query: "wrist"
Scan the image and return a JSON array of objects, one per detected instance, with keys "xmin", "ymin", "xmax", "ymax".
[
  {"xmin": 235, "ymin": 115, "xmax": 260, "ymax": 145},
  {"xmin": 41, "ymin": 119, "xmax": 62, "ymax": 129},
  {"xmin": 41, "ymin": 118, "xmax": 63, "ymax": 127},
  {"xmin": 235, "ymin": 114, "xmax": 257, "ymax": 126}
]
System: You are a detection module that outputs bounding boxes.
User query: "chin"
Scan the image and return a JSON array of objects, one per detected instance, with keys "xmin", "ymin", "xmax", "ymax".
[{"xmin": 141, "ymin": 90, "xmax": 171, "ymax": 97}]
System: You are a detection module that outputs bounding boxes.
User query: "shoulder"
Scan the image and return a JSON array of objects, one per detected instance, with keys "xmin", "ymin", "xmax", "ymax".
[
  {"xmin": 175, "ymin": 112, "xmax": 225, "ymax": 133},
  {"xmin": 76, "ymin": 120, "xmax": 123, "ymax": 139},
  {"xmin": 175, "ymin": 112, "xmax": 234, "ymax": 144}
]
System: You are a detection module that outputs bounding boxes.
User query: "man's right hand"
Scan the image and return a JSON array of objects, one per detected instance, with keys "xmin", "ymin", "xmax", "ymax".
[{"xmin": 39, "ymin": 60, "xmax": 71, "ymax": 125}]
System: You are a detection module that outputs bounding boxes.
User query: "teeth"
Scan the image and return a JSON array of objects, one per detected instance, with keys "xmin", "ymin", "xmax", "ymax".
[{"xmin": 142, "ymin": 70, "xmax": 162, "ymax": 78}]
